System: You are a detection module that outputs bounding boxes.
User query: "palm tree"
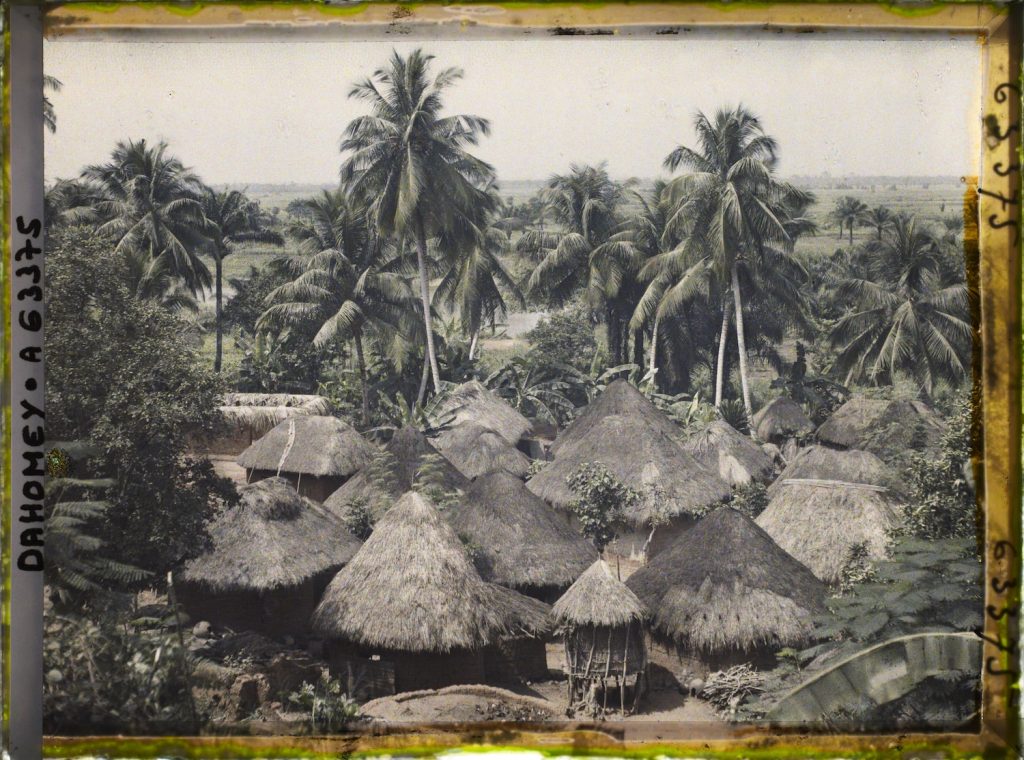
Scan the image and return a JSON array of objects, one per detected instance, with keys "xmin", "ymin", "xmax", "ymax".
[
  {"xmin": 338, "ymin": 49, "xmax": 496, "ymax": 394},
  {"xmin": 860, "ymin": 205, "xmax": 895, "ymax": 240},
  {"xmin": 522, "ymin": 163, "xmax": 640, "ymax": 364},
  {"xmin": 83, "ymin": 139, "xmax": 213, "ymax": 296},
  {"xmin": 258, "ymin": 190, "xmax": 415, "ymax": 425},
  {"xmin": 660, "ymin": 106, "xmax": 810, "ymax": 425},
  {"xmin": 44, "ymin": 75, "xmax": 62, "ymax": 134},
  {"xmin": 200, "ymin": 187, "xmax": 283, "ymax": 373},
  {"xmin": 829, "ymin": 195, "xmax": 869, "ymax": 245},
  {"xmin": 829, "ymin": 215, "xmax": 971, "ymax": 396}
]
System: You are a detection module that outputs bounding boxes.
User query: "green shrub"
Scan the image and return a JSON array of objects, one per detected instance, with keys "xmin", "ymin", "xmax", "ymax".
[
  {"xmin": 525, "ymin": 304, "xmax": 597, "ymax": 372},
  {"xmin": 729, "ymin": 482, "xmax": 769, "ymax": 520},
  {"xmin": 287, "ymin": 671, "xmax": 360, "ymax": 733}
]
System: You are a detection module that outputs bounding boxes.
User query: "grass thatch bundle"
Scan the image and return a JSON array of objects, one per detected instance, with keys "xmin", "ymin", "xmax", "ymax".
[
  {"xmin": 766, "ymin": 444, "xmax": 906, "ymax": 499},
  {"xmin": 552, "ymin": 559, "xmax": 647, "ymax": 629},
  {"xmin": 434, "ymin": 380, "xmax": 533, "ymax": 444},
  {"xmin": 324, "ymin": 426, "xmax": 467, "ymax": 520},
  {"xmin": 432, "ymin": 422, "xmax": 531, "ymax": 480},
  {"xmin": 487, "ymin": 582, "xmax": 555, "ymax": 637},
  {"xmin": 236, "ymin": 415, "xmax": 374, "ymax": 478},
  {"xmin": 626, "ymin": 507, "xmax": 825, "ymax": 653},
  {"xmin": 551, "ymin": 379, "xmax": 683, "ymax": 455},
  {"xmin": 756, "ymin": 479, "xmax": 903, "ymax": 585},
  {"xmin": 312, "ymin": 491, "xmax": 549, "ymax": 651},
  {"xmin": 816, "ymin": 396, "xmax": 944, "ymax": 454},
  {"xmin": 220, "ymin": 394, "xmax": 333, "ymax": 437},
  {"xmin": 751, "ymin": 397, "xmax": 814, "ymax": 442},
  {"xmin": 448, "ymin": 471, "xmax": 597, "ymax": 589},
  {"xmin": 527, "ymin": 414, "xmax": 730, "ymax": 526},
  {"xmin": 683, "ymin": 419, "xmax": 774, "ymax": 486},
  {"xmin": 180, "ymin": 477, "xmax": 361, "ymax": 592}
]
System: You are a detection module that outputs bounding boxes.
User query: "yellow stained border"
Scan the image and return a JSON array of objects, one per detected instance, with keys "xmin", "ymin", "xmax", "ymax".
[{"xmin": 4, "ymin": 1, "xmax": 1019, "ymax": 758}]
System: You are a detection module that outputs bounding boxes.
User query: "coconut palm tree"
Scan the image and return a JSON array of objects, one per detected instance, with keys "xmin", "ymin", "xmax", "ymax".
[
  {"xmin": 83, "ymin": 139, "xmax": 213, "ymax": 296},
  {"xmin": 338, "ymin": 49, "xmax": 496, "ymax": 394},
  {"xmin": 200, "ymin": 187, "xmax": 283, "ymax": 373},
  {"xmin": 44, "ymin": 75, "xmax": 62, "ymax": 134},
  {"xmin": 829, "ymin": 195, "xmax": 869, "ymax": 245},
  {"xmin": 258, "ymin": 189, "xmax": 416, "ymax": 425},
  {"xmin": 829, "ymin": 215, "xmax": 971, "ymax": 396},
  {"xmin": 860, "ymin": 205, "xmax": 895, "ymax": 241},
  {"xmin": 522, "ymin": 163, "xmax": 640, "ymax": 364},
  {"xmin": 660, "ymin": 106, "xmax": 810, "ymax": 425}
]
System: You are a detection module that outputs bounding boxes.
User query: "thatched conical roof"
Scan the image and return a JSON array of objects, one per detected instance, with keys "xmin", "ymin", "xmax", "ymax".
[
  {"xmin": 756, "ymin": 478, "xmax": 903, "ymax": 585},
  {"xmin": 766, "ymin": 444, "xmax": 906, "ymax": 499},
  {"xmin": 752, "ymin": 397, "xmax": 814, "ymax": 442},
  {"xmin": 180, "ymin": 477, "xmax": 361, "ymax": 592},
  {"xmin": 683, "ymin": 419, "xmax": 775, "ymax": 486},
  {"xmin": 551, "ymin": 379, "xmax": 683, "ymax": 455},
  {"xmin": 626, "ymin": 507, "xmax": 825, "ymax": 652},
  {"xmin": 236, "ymin": 415, "xmax": 374, "ymax": 478},
  {"xmin": 434, "ymin": 381, "xmax": 533, "ymax": 444},
  {"xmin": 447, "ymin": 471, "xmax": 597, "ymax": 589},
  {"xmin": 527, "ymin": 414, "xmax": 730, "ymax": 526},
  {"xmin": 219, "ymin": 394, "xmax": 333, "ymax": 437},
  {"xmin": 324, "ymin": 426, "xmax": 468, "ymax": 521},
  {"xmin": 432, "ymin": 422, "xmax": 531, "ymax": 480},
  {"xmin": 311, "ymin": 491, "xmax": 550, "ymax": 651},
  {"xmin": 553, "ymin": 560, "xmax": 647, "ymax": 628},
  {"xmin": 816, "ymin": 396, "xmax": 944, "ymax": 454}
]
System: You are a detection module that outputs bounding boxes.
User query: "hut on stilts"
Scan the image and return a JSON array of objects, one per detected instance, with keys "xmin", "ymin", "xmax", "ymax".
[
  {"xmin": 236, "ymin": 415, "xmax": 374, "ymax": 501},
  {"xmin": 311, "ymin": 491, "xmax": 552, "ymax": 693},
  {"xmin": 431, "ymin": 422, "xmax": 532, "ymax": 480},
  {"xmin": 553, "ymin": 560, "xmax": 649, "ymax": 716},
  {"xmin": 178, "ymin": 477, "xmax": 362, "ymax": 637}
]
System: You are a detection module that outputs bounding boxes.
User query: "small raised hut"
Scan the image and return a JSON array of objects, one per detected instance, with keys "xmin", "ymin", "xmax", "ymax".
[
  {"xmin": 757, "ymin": 450, "xmax": 904, "ymax": 585},
  {"xmin": 432, "ymin": 422, "xmax": 532, "ymax": 480},
  {"xmin": 816, "ymin": 396, "xmax": 945, "ymax": 460},
  {"xmin": 447, "ymin": 471, "xmax": 598, "ymax": 600},
  {"xmin": 752, "ymin": 397, "xmax": 814, "ymax": 446},
  {"xmin": 311, "ymin": 491, "xmax": 552, "ymax": 693},
  {"xmin": 683, "ymin": 419, "xmax": 775, "ymax": 487},
  {"xmin": 178, "ymin": 477, "xmax": 361, "ymax": 637},
  {"xmin": 324, "ymin": 426, "xmax": 468, "ymax": 522},
  {"xmin": 550, "ymin": 379, "xmax": 684, "ymax": 456},
  {"xmin": 528, "ymin": 414, "xmax": 730, "ymax": 558},
  {"xmin": 433, "ymin": 380, "xmax": 534, "ymax": 451},
  {"xmin": 626, "ymin": 507, "xmax": 825, "ymax": 674},
  {"xmin": 237, "ymin": 415, "xmax": 374, "ymax": 501},
  {"xmin": 553, "ymin": 560, "xmax": 648, "ymax": 715}
]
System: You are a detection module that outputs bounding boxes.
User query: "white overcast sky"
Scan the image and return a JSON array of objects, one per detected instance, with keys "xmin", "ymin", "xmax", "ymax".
[{"xmin": 44, "ymin": 32, "xmax": 983, "ymax": 185}]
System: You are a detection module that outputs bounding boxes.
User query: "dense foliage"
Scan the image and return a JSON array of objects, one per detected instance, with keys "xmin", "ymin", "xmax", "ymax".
[{"xmin": 566, "ymin": 462, "xmax": 640, "ymax": 551}]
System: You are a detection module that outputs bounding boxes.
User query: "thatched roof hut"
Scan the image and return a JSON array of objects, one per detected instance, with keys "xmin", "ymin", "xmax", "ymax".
[
  {"xmin": 551, "ymin": 379, "xmax": 683, "ymax": 456},
  {"xmin": 219, "ymin": 393, "xmax": 333, "ymax": 437},
  {"xmin": 527, "ymin": 414, "xmax": 730, "ymax": 527},
  {"xmin": 756, "ymin": 476, "xmax": 903, "ymax": 585},
  {"xmin": 766, "ymin": 444, "xmax": 906, "ymax": 499},
  {"xmin": 553, "ymin": 560, "xmax": 647, "ymax": 629},
  {"xmin": 324, "ymin": 426, "xmax": 467, "ymax": 521},
  {"xmin": 752, "ymin": 397, "xmax": 814, "ymax": 443},
  {"xmin": 434, "ymin": 380, "xmax": 533, "ymax": 445},
  {"xmin": 448, "ymin": 471, "xmax": 597, "ymax": 593},
  {"xmin": 237, "ymin": 415, "xmax": 373, "ymax": 479},
  {"xmin": 178, "ymin": 477, "xmax": 361, "ymax": 637},
  {"xmin": 626, "ymin": 507, "xmax": 825, "ymax": 661},
  {"xmin": 311, "ymin": 491, "xmax": 549, "ymax": 652},
  {"xmin": 816, "ymin": 396, "xmax": 944, "ymax": 454},
  {"xmin": 683, "ymin": 419, "xmax": 775, "ymax": 487},
  {"xmin": 181, "ymin": 477, "xmax": 360, "ymax": 592},
  {"xmin": 432, "ymin": 422, "xmax": 532, "ymax": 480}
]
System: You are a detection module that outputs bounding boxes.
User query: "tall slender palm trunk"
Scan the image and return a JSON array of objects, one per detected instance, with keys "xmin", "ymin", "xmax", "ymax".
[
  {"xmin": 606, "ymin": 304, "xmax": 621, "ymax": 366},
  {"xmin": 416, "ymin": 351, "xmax": 430, "ymax": 407},
  {"xmin": 353, "ymin": 330, "xmax": 370, "ymax": 427},
  {"xmin": 414, "ymin": 220, "xmax": 442, "ymax": 392},
  {"xmin": 214, "ymin": 254, "xmax": 224, "ymax": 373},
  {"xmin": 648, "ymin": 314, "xmax": 660, "ymax": 379},
  {"xmin": 632, "ymin": 327, "xmax": 645, "ymax": 370},
  {"xmin": 714, "ymin": 302, "xmax": 731, "ymax": 408},
  {"xmin": 468, "ymin": 329, "xmax": 480, "ymax": 360},
  {"xmin": 730, "ymin": 262, "xmax": 754, "ymax": 430}
]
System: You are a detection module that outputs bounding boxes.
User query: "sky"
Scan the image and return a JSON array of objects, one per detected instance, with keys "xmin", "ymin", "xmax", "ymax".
[{"xmin": 44, "ymin": 31, "xmax": 983, "ymax": 185}]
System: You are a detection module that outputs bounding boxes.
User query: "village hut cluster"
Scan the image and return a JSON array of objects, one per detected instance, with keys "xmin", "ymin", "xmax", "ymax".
[{"xmin": 181, "ymin": 378, "xmax": 944, "ymax": 716}]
